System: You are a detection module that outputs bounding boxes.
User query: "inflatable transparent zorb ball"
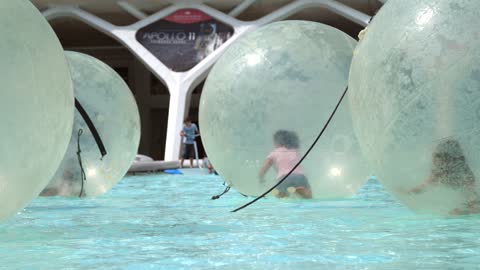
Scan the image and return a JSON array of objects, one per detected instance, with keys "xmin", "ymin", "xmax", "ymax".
[
  {"xmin": 349, "ymin": 0, "xmax": 480, "ymax": 215},
  {"xmin": 200, "ymin": 21, "xmax": 369, "ymax": 198},
  {"xmin": 42, "ymin": 52, "xmax": 140, "ymax": 197},
  {"xmin": 0, "ymin": 1, "xmax": 74, "ymax": 220}
]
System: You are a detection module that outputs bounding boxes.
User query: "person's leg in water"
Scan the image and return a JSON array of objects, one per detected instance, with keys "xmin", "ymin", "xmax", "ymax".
[
  {"xmin": 276, "ymin": 176, "xmax": 306, "ymax": 199},
  {"xmin": 286, "ymin": 186, "xmax": 312, "ymax": 198},
  {"xmin": 295, "ymin": 187, "xmax": 313, "ymax": 199},
  {"xmin": 272, "ymin": 189, "xmax": 288, "ymax": 198},
  {"xmin": 273, "ymin": 179, "xmax": 290, "ymax": 198},
  {"xmin": 449, "ymin": 191, "xmax": 478, "ymax": 215},
  {"xmin": 286, "ymin": 175, "xmax": 313, "ymax": 199}
]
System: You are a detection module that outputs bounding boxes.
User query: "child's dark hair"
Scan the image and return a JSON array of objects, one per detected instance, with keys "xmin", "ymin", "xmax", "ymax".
[
  {"xmin": 184, "ymin": 117, "xmax": 192, "ymax": 123},
  {"xmin": 273, "ymin": 130, "xmax": 299, "ymax": 149},
  {"xmin": 431, "ymin": 138, "xmax": 476, "ymax": 186}
]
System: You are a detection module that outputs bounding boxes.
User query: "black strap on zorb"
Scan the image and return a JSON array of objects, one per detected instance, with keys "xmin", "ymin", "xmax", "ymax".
[
  {"xmin": 76, "ymin": 129, "xmax": 87, "ymax": 198},
  {"xmin": 211, "ymin": 185, "xmax": 231, "ymax": 200},
  {"xmin": 74, "ymin": 98, "xmax": 108, "ymax": 198},
  {"xmin": 231, "ymin": 85, "xmax": 349, "ymax": 213},
  {"xmin": 74, "ymin": 98, "xmax": 107, "ymax": 158}
]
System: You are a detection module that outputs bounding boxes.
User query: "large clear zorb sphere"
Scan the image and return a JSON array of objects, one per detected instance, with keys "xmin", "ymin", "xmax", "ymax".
[
  {"xmin": 43, "ymin": 52, "xmax": 140, "ymax": 197},
  {"xmin": 0, "ymin": 1, "xmax": 74, "ymax": 220},
  {"xmin": 349, "ymin": 0, "xmax": 480, "ymax": 215},
  {"xmin": 200, "ymin": 21, "xmax": 369, "ymax": 198}
]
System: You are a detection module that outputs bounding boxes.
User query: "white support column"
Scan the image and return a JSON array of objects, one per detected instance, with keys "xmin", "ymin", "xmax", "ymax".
[
  {"xmin": 184, "ymin": 91, "xmax": 193, "ymax": 119},
  {"xmin": 164, "ymin": 82, "xmax": 190, "ymax": 161}
]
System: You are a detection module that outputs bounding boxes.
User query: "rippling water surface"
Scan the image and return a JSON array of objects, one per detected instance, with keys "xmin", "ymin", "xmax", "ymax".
[{"xmin": 1, "ymin": 174, "xmax": 479, "ymax": 269}]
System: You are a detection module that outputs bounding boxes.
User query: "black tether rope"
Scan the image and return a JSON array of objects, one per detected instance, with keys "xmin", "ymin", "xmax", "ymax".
[
  {"xmin": 75, "ymin": 98, "xmax": 107, "ymax": 159},
  {"xmin": 76, "ymin": 129, "xmax": 87, "ymax": 198},
  {"xmin": 232, "ymin": 86, "xmax": 349, "ymax": 212},
  {"xmin": 211, "ymin": 186, "xmax": 231, "ymax": 200}
]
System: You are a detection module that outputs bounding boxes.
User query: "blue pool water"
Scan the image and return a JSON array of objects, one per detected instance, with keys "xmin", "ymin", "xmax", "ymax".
[{"xmin": 1, "ymin": 174, "xmax": 479, "ymax": 269}]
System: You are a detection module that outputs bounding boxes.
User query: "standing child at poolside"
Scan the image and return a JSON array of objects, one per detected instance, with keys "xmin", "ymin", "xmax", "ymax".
[
  {"xmin": 259, "ymin": 130, "xmax": 312, "ymax": 199},
  {"xmin": 180, "ymin": 118, "xmax": 199, "ymax": 168}
]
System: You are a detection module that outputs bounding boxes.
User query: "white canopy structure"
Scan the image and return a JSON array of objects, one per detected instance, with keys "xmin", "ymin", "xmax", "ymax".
[{"xmin": 38, "ymin": 0, "xmax": 374, "ymax": 161}]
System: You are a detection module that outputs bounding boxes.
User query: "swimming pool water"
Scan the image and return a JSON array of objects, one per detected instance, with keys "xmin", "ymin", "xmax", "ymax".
[{"xmin": 1, "ymin": 174, "xmax": 479, "ymax": 269}]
